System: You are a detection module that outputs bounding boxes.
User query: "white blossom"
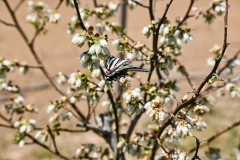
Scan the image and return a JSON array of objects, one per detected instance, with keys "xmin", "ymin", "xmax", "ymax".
[
  {"xmin": 18, "ymin": 140, "xmax": 25, "ymax": 147},
  {"xmin": 108, "ymin": 1, "xmax": 118, "ymax": 10},
  {"xmin": 14, "ymin": 95, "xmax": 24, "ymax": 104},
  {"xmin": 92, "ymin": 69, "xmax": 101, "ymax": 78},
  {"xmin": 71, "ymin": 34, "xmax": 85, "ymax": 47},
  {"xmin": 14, "ymin": 121, "xmax": 20, "ymax": 128},
  {"xmin": 100, "ymin": 39, "xmax": 108, "ymax": 47},
  {"xmin": 207, "ymin": 57, "xmax": 215, "ymax": 66},
  {"xmin": 47, "ymin": 104, "xmax": 55, "ymax": 113},
  {"xmin": 89, "ymin": 45, "xmax": 96, "ymax": 54},
  {"xmin": 70, "ymin": 96, "xmax": 77, "ymax": 103}
]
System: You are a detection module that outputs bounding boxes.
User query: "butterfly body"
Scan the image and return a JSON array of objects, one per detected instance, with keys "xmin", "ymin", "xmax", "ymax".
[{"xmin": 104, "ymin": 56, "xmax": 149, "ymax": 81}]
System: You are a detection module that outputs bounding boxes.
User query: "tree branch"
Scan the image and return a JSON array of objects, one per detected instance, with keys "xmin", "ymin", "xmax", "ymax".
[
  {"xmin": 177, "ymin": 0, "xmax": 195, "ymax": 29},
  {"xmin": 73, "ymin": 0, "xmax": 87, "ymax": 31},
  {"xmin": 14, "ymin": 0, "xmax": 25, "ymax": 12},
  {"xmin": 150, "ymin": 1, "xmax": 229, "ymax": 159},
  {"xmin": 47, "ymin": 125, "xmax": 59, "ymax": 154},
  {"xmin": 130, "ymin": 0, "xmax": 149, "ymax": 9},
  {"xmin": 27, "ymin": 134, "xmax": 70, "ymax": 160},
  {"xmin": 0, "ymin": 19, "xmax": 15, "ymax": 27}
]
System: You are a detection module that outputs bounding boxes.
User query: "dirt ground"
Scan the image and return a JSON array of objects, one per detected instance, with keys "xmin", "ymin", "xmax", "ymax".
[{"xmin": 0, "ymin": 0, "xmax": 240, "ymax": 159}]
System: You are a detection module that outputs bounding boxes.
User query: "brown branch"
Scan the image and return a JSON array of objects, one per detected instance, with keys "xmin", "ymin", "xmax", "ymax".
[
  {"xmin": 176, "ymin": 59, "xmax": 194, "ymax": 87},
  {"xmin": 0, "ymin": 19, "xmax": 15, "ymax": 27},
  {"xmin": 3, "ymin": 0, "xmax": 65, "ymax": 96},
  {"xmin": 106, "ymin": 90, "xmax": 120, "ymax": 159},
  {"xmin": 47, "ymin": 125, "xmax": 59, "ymax": 154},
  {"xmin": 195, "ymin": 0, "xmax": 229, "ymax": 96},
  {"xmin": 14, "ymin": 0, "xmax": 25, "ymax": 12},
  {"xmin": 0, "ymin": 123, "xmax": 14, "ymax": 129},
  {"xmin": 55, "ymin": 0, "xmax": 64, "ymax": 10},
  {"xmin": 93, "ymin": 0, "xmax": 98, "ymax": 7},
  {"xmin": 188, "ymin": 119, "xmax": 240, "ymax": 154},
  {"xmin": 0, "ymin": 112, "xmax": 12, "ymax": 125},
  {"xmin": 148, "ymin": 0, "xmax": 174, "ymax": 83},
  {"xmin": 73, "ymin": 0, "xmax": 87, "ymax": 31},
  {"xmin": 176, "ymin": 0, "xmax": 195, "ymax": 29},
  {"xmin": 77, "ymin": 122, "xmax": 104, "ymax": 133}
]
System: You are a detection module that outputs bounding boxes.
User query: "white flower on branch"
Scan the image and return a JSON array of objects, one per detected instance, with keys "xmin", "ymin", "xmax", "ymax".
[
  {"xmin": 57, "ymin": 72, "xmax": 67, "ymax": 84},
  {"xmin": 18, "ymin": 140, "xmax": 25, "ymax": 147},
  {"xmin": 108, "ymin": 1, "xmax": 118, "ymax": 11},
  {"xmin": 13, "ymin": 95, "xmax": 24, "ymax": 104},
  {"xmin": 98, "ymin": 80, "xmax": 110, "ymax": 92},
  {"xmin": 91, "ymin": 69, "xmax": 101, "ymax": 78},
  {"xmin": 49, "ymin": 12, "xmax": 61, "ymax": 23},
  {"xmin": 71, "ymin": 34, "xmax": 85, "ymax": 47}
]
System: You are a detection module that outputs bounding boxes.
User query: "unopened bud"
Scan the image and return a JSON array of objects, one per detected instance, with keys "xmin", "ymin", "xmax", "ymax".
[{"xmin": 182, "ymin": 94, "xmax": 188, "ymax": 102}]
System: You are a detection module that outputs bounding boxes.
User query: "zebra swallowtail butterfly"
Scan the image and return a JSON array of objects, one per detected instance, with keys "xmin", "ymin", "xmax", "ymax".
[{"xmin": 104, "ymin": 56, "xmax": 149, "ymax": 82}]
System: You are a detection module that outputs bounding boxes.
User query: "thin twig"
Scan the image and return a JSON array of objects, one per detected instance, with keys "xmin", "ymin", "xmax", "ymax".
[
  {"xmin": 0, "ymin": 112, "xmax": 12, "ymax": 125},
  {"xmin": 107, "ymin": 90, "xmax": 120, "ymax": 159},
  {"xmin": 73, "ymin": 0, "xmax": 87, "ymax": 31},
  {"xmin": 14, "ymin": 0, "xmax": 25, "ymax": 12},
  {"xmin": 0, "ymin": 19, "xmax": 15, "ymax": 27},
  {"xmin": 176, "ymin": 59, "xmax": 194, "ymax": 87},
  {"xmin": 77, "ymin": 122, "xmax": 104, "ymax": 133},
  {"xmin": 93, "ymin": 0, "xmax": 98, "ymax": 7},
  {"xmin": 55, "ymin": 0, "xmax": 64, "ymax": 10},
  {"xmin": 148, "ymin": 0, "xmax": 174, "ymax": 83},
  {"xmin": 47, "ymin": 125, "xmax": 59, "ymax": 154},
  {"xmin": 27, "ymin": 134, "xmax": 70, "ymax": 159},
  {"xmin": 130, "ymin": 0, "xmax": 149, "ymax": 8},
  {"xmin": 176, "ymin": 0, "xmax": 195, "ymax": 29}
]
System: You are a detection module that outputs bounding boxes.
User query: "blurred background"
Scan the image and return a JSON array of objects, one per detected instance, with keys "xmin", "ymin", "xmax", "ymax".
[{"xmin": 0, "ymin": 0, "xmax": 240, "ymax": 159}]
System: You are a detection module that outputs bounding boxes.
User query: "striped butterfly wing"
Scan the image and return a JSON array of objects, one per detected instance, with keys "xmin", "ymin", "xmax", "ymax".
[
  {"xmin": 105, "ymin": 56, "xmax": 129, "ymax": 76},
  {"xmin": 104, "ymin": 56, "xmax": 149, "ymax": 81}
]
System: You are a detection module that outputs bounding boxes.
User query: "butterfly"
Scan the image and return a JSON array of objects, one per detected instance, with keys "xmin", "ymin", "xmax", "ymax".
[{"xmin": 104, "ymin": 56, "xmax": 149, "ymax": 82}]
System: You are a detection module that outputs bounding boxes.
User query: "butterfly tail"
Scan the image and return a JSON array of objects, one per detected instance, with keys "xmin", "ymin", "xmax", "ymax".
[{"xmin": 127, "ymin": 67, "xmax": 149, "ymax": 72}]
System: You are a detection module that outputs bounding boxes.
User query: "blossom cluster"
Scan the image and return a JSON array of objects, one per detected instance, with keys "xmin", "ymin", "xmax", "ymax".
[
  {"xmin": 26, "ymin": 1, "xmax": 61, "ymax": 29},
  {"xmin": 75, "ymin": 144, "xmax": 113, "ymax": 159},
  {"xmin": 144, "ymin": 97, "xmax": 165, "ymax": 123},
  {"xmin": 192, "ymin": 0, "xmax": 226, "ymax": 24},
  {"xmin": 67, "ymin": 1, "xmax": 119, "ymax": 34},
  {"xmin": 123, "ymin": 88, "xmax": 143, "ymax": 112},
  {"xmin": 0, "ymin": 57, "xmax": 30, "ymax": 76},
  {"xmin": 218, "ymin": 82, "xmax": 240, "ymax": 98},
  {"xmin": 158, "ymin": 149, "xmax": 188, "ymax": 160},
  {"xmin": 71, "ymin": 32, "xmax": 110, "ymax": 70}
]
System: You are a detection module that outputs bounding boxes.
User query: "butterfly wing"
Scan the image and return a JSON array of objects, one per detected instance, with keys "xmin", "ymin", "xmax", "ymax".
[{"xmin": 105, "ymin": 56, "xmax": 129, "ymax": 75}]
